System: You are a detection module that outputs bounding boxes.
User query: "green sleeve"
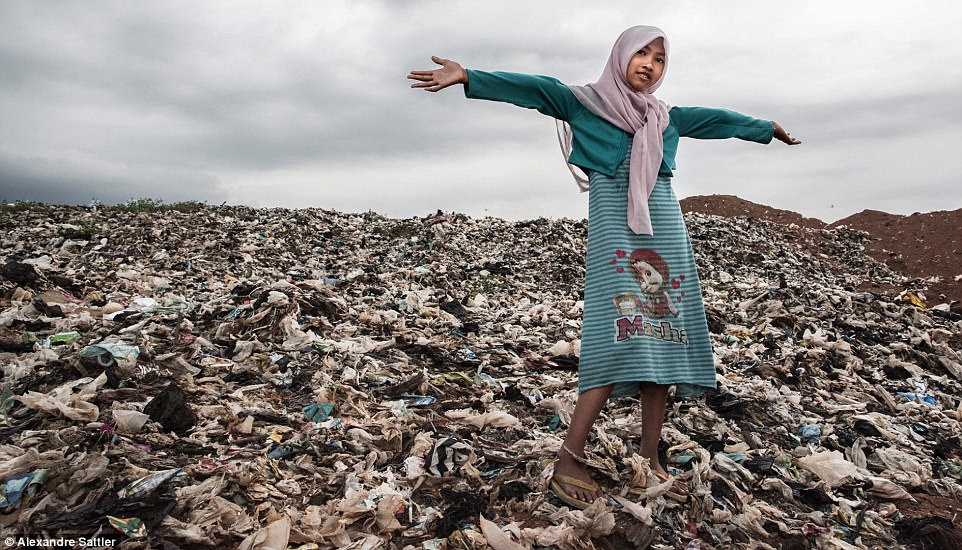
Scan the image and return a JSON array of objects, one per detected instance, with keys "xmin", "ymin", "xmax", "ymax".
[
  {"xmin": 463, "ymin": 70, "xmax": 581, "ymax": 121},
  {"xmin": 670, "ymin": 106, "xmax": 774, "ymax": 144}
]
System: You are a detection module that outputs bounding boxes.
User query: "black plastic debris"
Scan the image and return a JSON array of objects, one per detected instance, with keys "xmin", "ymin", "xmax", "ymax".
[{"xmin": 143, "ymin": 383, "xmax": 197, "ymax": 434}]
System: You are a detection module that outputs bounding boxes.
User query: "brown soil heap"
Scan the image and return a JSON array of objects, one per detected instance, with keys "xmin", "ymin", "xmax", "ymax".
[{"xmin": 682, "ymin": 194, "xmax": 962, "ymax": 310}]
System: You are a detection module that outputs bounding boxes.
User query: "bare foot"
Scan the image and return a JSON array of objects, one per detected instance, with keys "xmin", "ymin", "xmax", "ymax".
[{"xmin": 553, "ymin": 451, "xmax": 602, "ymax": 504}]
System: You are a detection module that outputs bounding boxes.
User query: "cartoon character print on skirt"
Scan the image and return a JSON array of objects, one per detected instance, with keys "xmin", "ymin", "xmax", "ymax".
[
  {"xmin": 611, "ymin": 248, "xmax": 682, "ymax": 318},
  {"xmin": 610, "ymin": 248, "xmax": 690, "ymax": 345},
  {"xmin": 628, "ymin": 248, "xmax": 678, "ymax": 318}
]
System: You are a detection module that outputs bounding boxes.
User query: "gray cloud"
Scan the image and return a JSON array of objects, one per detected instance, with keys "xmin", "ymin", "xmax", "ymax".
[
  {"xmin": 1, "ymin": 0, "xmax": 959, "ymax": 220},
  {"xmin": 0, "ymin": 149, "xmax": 226, "ymax": 205}
]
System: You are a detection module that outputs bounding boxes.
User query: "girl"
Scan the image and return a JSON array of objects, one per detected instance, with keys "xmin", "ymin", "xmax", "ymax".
[{"xmin": 409, "ymin": 25, "xmax": 800, "ymax": 509}]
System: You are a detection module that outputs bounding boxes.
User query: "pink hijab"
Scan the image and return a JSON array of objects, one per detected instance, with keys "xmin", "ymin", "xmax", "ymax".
[{"xmin": 559, "ymin": 26, "xmax": 670, "ymax": 235}]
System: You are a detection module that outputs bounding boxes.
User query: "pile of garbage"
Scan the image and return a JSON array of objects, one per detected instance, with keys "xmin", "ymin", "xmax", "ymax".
[{"xmin": 1, "ymin": 204, "xmax": 960, "ymax": 549}]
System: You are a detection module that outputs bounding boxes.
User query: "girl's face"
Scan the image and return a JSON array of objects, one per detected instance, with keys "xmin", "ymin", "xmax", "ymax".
[{"xmin": 625, "ymin": 37, "xmax": 666, "ymax": 92}]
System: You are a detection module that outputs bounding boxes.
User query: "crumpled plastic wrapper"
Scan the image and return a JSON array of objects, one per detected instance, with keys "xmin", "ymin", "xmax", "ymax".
[{"xmin": 1, "ymin": 204, "xmax": 960, "ymax": 548}]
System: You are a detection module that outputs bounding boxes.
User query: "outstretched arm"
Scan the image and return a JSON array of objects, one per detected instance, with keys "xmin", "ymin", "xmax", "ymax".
[
  {"xmin": 671, "ymin": 106, "xmax": 801, "ymax": 146},
  {"xmin": 772, "ymin": 121, "xmax": 801, "ymax": 145},
  {"xmin": 408, "ymin": 56, "xmax": 468, "ymax": 92},
  {"xmin": 408, "ymin": 62, "xmax": 581, "ymax": 122}
]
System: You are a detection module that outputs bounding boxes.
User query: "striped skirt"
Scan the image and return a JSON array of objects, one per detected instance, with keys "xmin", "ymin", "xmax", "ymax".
[{"xmin": 578, "ymin": 159, "xmax": 716, "ymax": 398}]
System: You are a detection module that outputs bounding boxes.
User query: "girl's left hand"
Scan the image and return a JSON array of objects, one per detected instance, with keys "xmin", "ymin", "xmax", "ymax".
[{"xmin": 772, "ymin": 121, "xmax": 801, "ymax": 145}]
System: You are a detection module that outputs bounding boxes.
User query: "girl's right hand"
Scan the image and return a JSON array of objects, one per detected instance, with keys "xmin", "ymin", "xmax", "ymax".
[{"xmin": 408, "ymin": 56, "xmax": 468, "ymax": 92}]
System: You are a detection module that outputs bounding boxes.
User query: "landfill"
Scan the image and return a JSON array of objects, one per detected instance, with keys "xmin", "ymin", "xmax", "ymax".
[{"xmin": 1, "ymin": 203, "xmax": 960, "ymax": 549}]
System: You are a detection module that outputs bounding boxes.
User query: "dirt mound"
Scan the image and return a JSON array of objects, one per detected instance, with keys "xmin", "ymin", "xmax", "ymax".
[
  {"xmin": 680, "ymin": 194, "xmax": 825, "ymax": 229},
  {"xmin": 683, "ymin": 195, "xmax": 962, "ymax": 309},
  {"xmin": 830, "ymin": 209, "xmax": 962, "ymax": 309}
]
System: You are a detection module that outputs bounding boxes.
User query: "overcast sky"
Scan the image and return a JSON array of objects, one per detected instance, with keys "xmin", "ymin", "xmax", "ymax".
[{"xmin": 1, "ymin": 1, "xmax": 960, "ymax": 223}]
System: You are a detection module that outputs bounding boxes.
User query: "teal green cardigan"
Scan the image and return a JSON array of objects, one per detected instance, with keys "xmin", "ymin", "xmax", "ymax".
[{"xmin": 463, "ymin": 70, "xmax": 774, "ymax": 178}]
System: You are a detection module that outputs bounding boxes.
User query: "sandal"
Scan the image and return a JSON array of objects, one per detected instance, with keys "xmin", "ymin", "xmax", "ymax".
[
  {"xmin": 549, "ymin": 473, "xmax": 601, "ymax": 510},
  {"xmin": 546, "ymin": 445, "xmax": 603, "ymax": 510}
]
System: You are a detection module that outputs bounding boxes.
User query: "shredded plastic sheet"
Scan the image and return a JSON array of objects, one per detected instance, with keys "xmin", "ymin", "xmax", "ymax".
[{"xmin": 1, "ymin": 205, "xmax": 961, "ymax": 548}]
